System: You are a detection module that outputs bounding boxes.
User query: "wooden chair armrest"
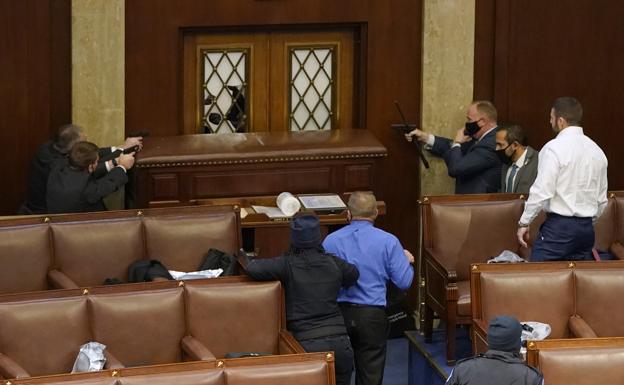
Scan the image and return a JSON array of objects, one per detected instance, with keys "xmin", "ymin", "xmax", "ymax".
[
  {"xmin": 278, "ymin": 330, "xmax": 306, "ymax": 354},
  {"xmin": 610, "ymin": 241, "xmax": 624, "ymax": 260},
  {"xmin": 569, "ymin": 315, "xmax": 598, "ymax": 338},
  {"xmin": 181, "ymin": 335, "xmax": 217, "ymax": 362},
  {"xmin": 47, "ymin": 269, "xmax": 79, "ymax": 289},
  {"xmin": 0, "ymin": 353, "xmax": 30, "ymax": 379},
  {"xmin": 104, "ymin": 350, "xmax": 125, "ymax": 369},
  {"xmin": 424, "ymin": 248, "xmax": 458, "ymax": 283}
]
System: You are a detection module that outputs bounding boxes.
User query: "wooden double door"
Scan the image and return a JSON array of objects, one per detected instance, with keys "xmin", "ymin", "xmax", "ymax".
[{"xmin": 183, "ymin": 29, "xmax": 356, "ymax": 134}]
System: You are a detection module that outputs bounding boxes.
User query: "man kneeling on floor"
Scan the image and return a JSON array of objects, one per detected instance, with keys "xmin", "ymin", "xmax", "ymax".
[
  {"xmin": 244, "ymin": 212, "xmax": 359, "ymax": 385},
  {"xmin": 446, "ymin": 315, "xmax": 544, "ymax": 385}
]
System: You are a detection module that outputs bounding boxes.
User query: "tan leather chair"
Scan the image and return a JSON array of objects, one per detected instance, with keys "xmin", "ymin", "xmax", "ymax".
[
  {"xmin": 526, "ymin": 338, "xmax": 624, "ymax": 385},
  {"xmin": 421, "ymin": 195, "xmax": 524, "ymax": 363},
  {"xmin": 0, "ymin": 224, "xmax": 51, "ymax": 294},
  {"xmin": 0, "ymin": 294, "xmax": 90, "ymax": 378}
]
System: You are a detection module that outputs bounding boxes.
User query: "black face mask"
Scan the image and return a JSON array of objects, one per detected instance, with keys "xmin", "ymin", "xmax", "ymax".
[
  {"xmin": 496, "ymin": 145, "xmax": 513, "ymax": 165},
  {"xmin": 464, "ymin": 120, "xmax": 481, "ymax": 137}
]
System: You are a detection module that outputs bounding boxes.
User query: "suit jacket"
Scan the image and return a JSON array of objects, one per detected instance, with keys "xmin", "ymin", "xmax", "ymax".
[
  {"xmin": 500, "ymin": 146, "xmax": 539, "ymax": 194},
  {"xmin": 24, "ymin": 142, "xmax": 114, "ymax": 214},
  {"xmin": 430, "ymin": 128, "xmax": 502, "ymax": 194},
  {"xmin": 46, "ymin": 163, "xmax": 128, "ymax": 214}
]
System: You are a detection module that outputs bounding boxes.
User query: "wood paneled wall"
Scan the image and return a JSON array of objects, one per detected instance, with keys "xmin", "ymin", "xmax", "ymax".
[
  {"xmin": 125, "ymin": 0, "xmax": 424, "ymax": 253},
  {"xmin": 475, "ymin": 0, "xmax": 624, "ymax": 189},
  {"xmin": 0, "ymin": 0, "xmax": 71, "ymax": 214}
]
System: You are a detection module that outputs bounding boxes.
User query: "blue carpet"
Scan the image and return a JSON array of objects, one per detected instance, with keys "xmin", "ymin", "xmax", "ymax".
[{"xmin": 406, "ymin": 327, "xmax": 472, "ymax": 385}]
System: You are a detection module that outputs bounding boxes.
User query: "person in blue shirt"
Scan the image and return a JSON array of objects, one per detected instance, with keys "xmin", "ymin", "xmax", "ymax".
[{"xmin": 323, "ymin": 191, "xmax": 415, "ymax": 385}]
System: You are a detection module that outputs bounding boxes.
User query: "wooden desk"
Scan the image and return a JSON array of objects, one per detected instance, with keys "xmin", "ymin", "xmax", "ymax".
[
  {"xmin": 129, "ymin": 129, "xmax": 387, "ymax": 209},
  {"xmin": 195, "ymin": 195, "xmax": 386, "ymax": 258}
]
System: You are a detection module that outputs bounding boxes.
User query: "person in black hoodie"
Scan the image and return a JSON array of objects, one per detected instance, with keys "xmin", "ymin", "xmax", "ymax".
[
  {"xmin": 244, "ymin": 212, "xmax": 359, "ymax": 385},
  {"xmin": 446, "ymin": 315, "xmax": 543, "ymax": 385},
  {"xmin": 46, "ymin": 141, "xmax": 135, "ymax": 214}
]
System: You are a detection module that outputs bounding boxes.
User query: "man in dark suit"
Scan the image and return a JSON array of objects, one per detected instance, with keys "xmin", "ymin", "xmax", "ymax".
[
  {"xmin": 405, "ymin": 101, "xmax": 502, "ymax": 194},
  {"xmin": 495, "ymin": 124, "xmax": 539, "ymax": 194},
  {"xmin": 21, "ymin": 124, "xmax": 143, "ymax": 214},
  {"xmin": 46, "ymin": 141, "xmax": 135, "ymax": 214}
]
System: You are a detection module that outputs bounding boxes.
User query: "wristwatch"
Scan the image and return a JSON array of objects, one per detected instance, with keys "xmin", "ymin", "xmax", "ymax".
[{"xmin": 518, "ymin": 221, "xmax": 529, "ymax": 228}]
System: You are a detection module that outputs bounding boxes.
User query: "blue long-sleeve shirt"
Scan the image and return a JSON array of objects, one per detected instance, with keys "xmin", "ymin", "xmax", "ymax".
[{"xmin": 322, "ymin": 220, "xmax": 414, "ymax": 307}]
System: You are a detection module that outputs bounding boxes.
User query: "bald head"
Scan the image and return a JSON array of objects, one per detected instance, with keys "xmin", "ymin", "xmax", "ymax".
[{"xmin": 348, "ymin": 191, "xmax": 378, "ymax": 219}]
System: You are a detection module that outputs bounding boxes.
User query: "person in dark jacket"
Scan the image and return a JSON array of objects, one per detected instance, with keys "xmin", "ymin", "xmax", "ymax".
[
  {"xmin": 405, "ymin": 101, "xmax": 502, "ymax": 194},
  {"xmin": 21, "ymin": 124, "xmax": 143, "ymax": 214},
  {"xmin": 244, "ymin": 212, "xmax": 359, "ymax": 385},
  {"xmin": 446, "ymin": 315, "xmax": 544, "ymax": 385},
  {"xmin": 46, "ymin": 141, "xmax": 135, "ymax": 214}
]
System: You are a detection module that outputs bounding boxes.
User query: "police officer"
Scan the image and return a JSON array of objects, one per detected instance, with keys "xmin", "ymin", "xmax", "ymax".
[
  {"xmin": 446, "ymin": 315, "xmax": 544, "ymax": 385},
  {"xmin": 244, "ymin": 212, "xmax": 359, "ymax": 385}
]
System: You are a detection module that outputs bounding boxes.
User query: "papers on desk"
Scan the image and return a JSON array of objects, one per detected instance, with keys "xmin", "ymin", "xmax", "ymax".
[
  {"xmin": 251, "ymin": 205, "xmax": 290, "ymax": 219},
  {"xmin": 297, "ymin": 194, "xmax": 347, "ymax": 212},
  {"xmin": 168, "ymin": 269, "xmax": 223, "ymax": 280}
]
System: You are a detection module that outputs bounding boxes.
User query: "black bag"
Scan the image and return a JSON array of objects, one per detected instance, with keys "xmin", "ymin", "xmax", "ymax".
[
  {"xmin": 128, "ymin": 260, "xmax": 173, "ymax": 283},
  {"xmin": 224, "ymin": 352, "xmax": 271, "ymax": 359},
  {"xmin": 198, "ymin": 248, "xmax": 238, "ymax": 276},
  {"xmin": 386, "ymin": 283, "xmax": 413, "ymax": 339}
]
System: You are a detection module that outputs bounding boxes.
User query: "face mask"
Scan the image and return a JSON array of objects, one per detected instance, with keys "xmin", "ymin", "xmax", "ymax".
[
  {"xmin": 496, "ymin": 145, "xmax": 513, "ymax": 165},
  {"xmin": 464, "ymin": 120, "xmax": 481, "ymax": 137}
]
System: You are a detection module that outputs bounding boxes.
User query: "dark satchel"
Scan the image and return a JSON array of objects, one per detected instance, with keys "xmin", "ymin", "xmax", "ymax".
[
  {"xmin": 224, "ymin": 352, "xmax": 271, "ymax": 359},
  {"xmin": 199, "ymin": 248, "xmax": 238, "ymax": 276},
  {"xmin": 386, "ymin": 283, "xmax": 412, "ymax": 339},
  {"xmin": 128, "ymin": 260, "xmax": 173, "ymax": 283}
]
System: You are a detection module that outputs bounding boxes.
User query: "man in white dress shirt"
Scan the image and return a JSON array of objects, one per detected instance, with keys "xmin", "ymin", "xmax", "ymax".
[{"xmin": 517, "ymin": 97, "xmax": 608, "ymax": 261}]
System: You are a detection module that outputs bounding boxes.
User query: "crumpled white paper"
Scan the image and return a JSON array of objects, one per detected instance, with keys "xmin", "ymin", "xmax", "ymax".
[
  {"xmin": 72, "ymin": 342, "xmax": 107, "ymax": 373},
  {"xmin": 168, "ymin": 268, "xmax": 223, "ymax": 280}
]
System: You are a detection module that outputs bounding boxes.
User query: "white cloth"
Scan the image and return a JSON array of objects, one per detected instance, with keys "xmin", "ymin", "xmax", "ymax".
[
  {"xmin": 168, "ymin": 268, "xmax": 223, "ymax": 280},
  {"xmin": 505, "ymin": 147, "xmax": 528, "ymax": 191},
  {"xmin": 72, "ymin": 342, "xmax": 107, "ymax": 373},
  {"xmin": 519, "ymin": 126, "xmax": 608, "ymax": 225}
]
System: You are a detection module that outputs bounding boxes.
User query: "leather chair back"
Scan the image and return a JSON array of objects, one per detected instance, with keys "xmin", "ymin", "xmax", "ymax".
[
  {"xmin": 575, "ymin": 269, "xmax": 624, "ymax": 336},
  {"xmin": 0, "ymin": 224, "xmax": 51, "ymax": 294},
  {"xmin": 119, "ymin": 369, "xmax": 224, "ymax": 385},
  {"xmin": 226, "ymin": 361, "xmax": 329, "ymax": 385},
  {"xmin": 50, "ymin": 218, "xmax": 144, "ymax": 286},
  {"xmin": 0, "ymin": 295, "xmax": 90, "ymax": 376},
  {"xmin": 185, "ymin": 281, "xmax": 282, "ymax": 358},
  {"xmin": 594, "ymin": 198, "xmax": 617, "ymax": 251},
  {"xmin": 89, "ymin": 287, "xmax": 186, "ymax": 366},
  {"xmin": 479, "ymin": 270, "xmax": 574, "ymax": 338},
  {"xmin": 538, "ymin": 346, "xmax": 624, "ymax": 385},
  {"xmin": 143, "ymin": 211, "xmax": 238, "ymax": 272},
  {"xmin": 429, "ymin": 200, "xmax": 524, "ymax": 280}
]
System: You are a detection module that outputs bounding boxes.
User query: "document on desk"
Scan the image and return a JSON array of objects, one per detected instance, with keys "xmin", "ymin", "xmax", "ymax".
[
  {"xmin": 251, "ymin": 205, "xmax": 290, "ymax": 219},
  {"xmin": 297, "ymin": 194, "xmax": 347, "ymax": 211}
]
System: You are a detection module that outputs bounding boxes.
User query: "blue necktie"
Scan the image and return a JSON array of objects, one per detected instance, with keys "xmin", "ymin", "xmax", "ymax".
[{"xmin": 506, "ymin": 164, "xmax": 518, "ymax": 193}]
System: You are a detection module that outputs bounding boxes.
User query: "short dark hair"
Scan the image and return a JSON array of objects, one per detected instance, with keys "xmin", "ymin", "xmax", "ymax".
[
  {"xmin": 552, "ymin": 97, "xmax": 583, "ymax": 125},
  {"xmin": 69, "ymin": 141, "xmax": 99, "ymax": 170},
  {"xmin": 53, "ymin": 124, "xmax": 83, "ymax": 154},
  {"xmin": 499, "ymin": 124, "xmax": 528, "ymax": 146}
]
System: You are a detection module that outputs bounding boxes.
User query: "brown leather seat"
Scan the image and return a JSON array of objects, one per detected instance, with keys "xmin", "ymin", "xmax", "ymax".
[
  {"xmin": 226, "ymin": 361, "xmax": 329, "ymax": 385},
  {"xmin": 526, "ymin": 338, "xmax": 624, "ymax": 385},
  {"xmin": 470, "ymin": 261, "xmax": 624, "ymax": 353},
  {"xmin": 0, "ymin": 205, "xmax": 241, "ymax": 294},
  {"xmin": 0, "ymin": 224, "xmax": 51, "ymax": 294},
  {"xmin": 0, "ymin": 294, "xmax": 89, "ymax": 377},
  {"xmin": 0, "ymin": 279, "xmax": 303, "ymax": 379},
  {"xmin": 421, "ymin": 195, "xmax": 524, "ymax": 363}
]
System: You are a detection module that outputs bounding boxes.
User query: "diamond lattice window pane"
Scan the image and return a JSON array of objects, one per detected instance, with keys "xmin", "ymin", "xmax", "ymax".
[
  {"xmin": 201, "ymin": 49, "xmax": 248, "ymax": 134},
  {"xmin": 290, "ymin": 47, "xmax": 334, "ymax": 131}
]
